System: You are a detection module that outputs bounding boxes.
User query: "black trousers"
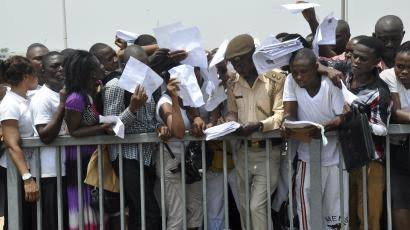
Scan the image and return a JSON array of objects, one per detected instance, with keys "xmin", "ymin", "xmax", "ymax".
[
  {"xmin": 113, "ymin": 158, "xmax": 161, "ymax": 230},
  {"xmin": 0, "ymin": 166, "xmax": 68, "ymax": 230}
]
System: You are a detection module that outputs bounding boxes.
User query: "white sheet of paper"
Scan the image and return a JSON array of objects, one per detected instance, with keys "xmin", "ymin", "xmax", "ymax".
[
  {"xmin": 204, "ymin": 85, "xmax": 227, "ymax": 112},
  {"xmin": 169, "ymin": 64, "xmax": 205, "ymax": 108},
  {"xmin": 253, "ymin": 37, "xmax": 304, "ymax": 74},
  {"xmin": 201, "ymin": 67, "xmax": 220, "ymax": 95},
  {"xmin": 99, "ymin": 115, "xmax": 125, "ymax": 139},
  {"xmin": 181, "ymin": 47, "xmax": 209, "ymax": 69},
  {"xmin": 316, "ymin": 13, "xmax": 338, "ymax": 45},
  {"xmin": 209, "ymin": 39, "xmax": 229, "ymax": 68},
  {"xmin": 204, "ymin": 121, "xmax": 241, "ymax": 141},
  {"xmin": 283, "ymin": 120, "xmax": 328, "ymax": 145},
  {"xmin": 118, "ymin": 57, "xmax": 163, "ymax": 101},
  {"xmin": 169, "ymin": 27, "xmax": 208, "ymax": 69},
  {"xmin": 153, "ymin": 22, "xmax": 184, "ymax": 48},
  {"xmin": 116, "ymin": 30, "xmax": 139, "ymax": 42},
  {"xmin": 341, "ymin": 81, "xmax": 358, "ymax": 105},
  {"xmin": 281, "ymin": 2, "xmax": 320, "ymax": 14}
]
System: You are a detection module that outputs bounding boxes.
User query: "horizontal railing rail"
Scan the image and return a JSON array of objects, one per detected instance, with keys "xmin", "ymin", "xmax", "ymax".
[{"xmin": 4, "ymin": 124, "xmax": 410, "ymax": 230}]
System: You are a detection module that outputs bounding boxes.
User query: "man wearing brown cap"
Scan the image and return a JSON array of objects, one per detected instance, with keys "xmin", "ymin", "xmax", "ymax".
[{"xmin": 225, "ymin": 34, "xmax": 284, "ymax": 230}]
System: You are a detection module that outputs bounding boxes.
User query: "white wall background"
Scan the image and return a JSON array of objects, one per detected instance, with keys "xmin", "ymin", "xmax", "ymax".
[{"xmin": 1, "ymin": 0, "xmax": 409, "ymax": 53}]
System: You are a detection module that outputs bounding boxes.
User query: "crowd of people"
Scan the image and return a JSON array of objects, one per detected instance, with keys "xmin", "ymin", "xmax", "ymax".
[{"xmin": 0, "ymin": 6, "xmax": 409, "ymax": 230}]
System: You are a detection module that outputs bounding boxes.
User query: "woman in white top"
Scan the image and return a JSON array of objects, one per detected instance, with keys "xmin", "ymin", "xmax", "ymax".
[
  {"xmin": 0, "ymin": 56, "xmax": 39, "ymax": 228},
  {"xmin": 156, "ymin": 73, "xmax": 206, "ymax": 230},
  {"xmin": 380, "ymin": 41, "xmax": 410, "ymax": 230}
]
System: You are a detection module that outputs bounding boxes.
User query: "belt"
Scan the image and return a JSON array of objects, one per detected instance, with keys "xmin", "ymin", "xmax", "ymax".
[{"xmin": 246, "ymin": 138, "xmax": 282, "ymax": 148}]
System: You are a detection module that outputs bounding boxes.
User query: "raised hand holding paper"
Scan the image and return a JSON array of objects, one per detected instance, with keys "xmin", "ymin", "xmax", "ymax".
[
  {"xmin": 116, "ymin": 30, "xmax": 139, "ymax": 42},
  {"xmin": 118, "ymin": 57, "xmax": 163, "ymax": 101},
  {"xmin": 316, "ymin": 13, "xmax": 338, "ymax": 45},
  {"xmin": 209, "ymin": 39, "xmax": 229, "ymax": 68},
  {"xmin": 281, "ymin": 2, "xmax": 320, "ymax": 14},
  {"xmin": 169, "ymin": 64, "xmax": 205, "ymax": 108}
]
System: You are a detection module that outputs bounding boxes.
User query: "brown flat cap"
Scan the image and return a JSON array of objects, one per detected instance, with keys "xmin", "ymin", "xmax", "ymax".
[{"xmin": 225, "ymin": 34, "xmax": 255, "ymax": 60}]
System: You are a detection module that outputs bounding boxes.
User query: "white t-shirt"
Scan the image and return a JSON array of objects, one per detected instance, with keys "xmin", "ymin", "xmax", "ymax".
[
  {"xmin": 380, "ymin": 68, "xmax": 410, "ymax": 143},
  {"xmin": 30, "ymin": 85, "xmax": 66, "ymax": 177},
  {"xmin": 0, "ymin": 91, "xmax": 35, "ymax": 168},
  {"xmin": 283, "ymin": 75, "xmax": 344, "ymax": 166},
  {"xmin": 156, "ymin": 94, "xmax": 191, "ymax": 155}
]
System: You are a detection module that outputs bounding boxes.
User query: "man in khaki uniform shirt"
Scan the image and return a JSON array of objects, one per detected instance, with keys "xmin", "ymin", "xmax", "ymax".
[{"xmin": 225, "ymin": 34, "xmax": 285, "ymax": 230}]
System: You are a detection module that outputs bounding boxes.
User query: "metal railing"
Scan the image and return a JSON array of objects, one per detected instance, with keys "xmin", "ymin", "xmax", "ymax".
[{"xmin": 4, "ymin": 124, "xmax": 410, "ymax": 230}]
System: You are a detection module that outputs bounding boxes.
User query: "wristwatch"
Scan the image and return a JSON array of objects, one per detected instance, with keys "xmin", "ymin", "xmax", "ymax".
[{"xmin": 22, "ymin": 173, "xmax": 32, "ymax": 181}]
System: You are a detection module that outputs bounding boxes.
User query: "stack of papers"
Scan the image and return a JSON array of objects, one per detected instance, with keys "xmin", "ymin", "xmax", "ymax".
[
  {"xmin": 283, "ymin": 120, "xmax": 328, "ymax": 145},
  {"xmin": 169, "ymin": 64, "xmax": 205, "ymax": 108},
  {"xmin": 281, "ymin": 2, "xmax": 320, "ymax": 14},
  {"xmin": 204, "ymin": 121, "xmax": 241, "ymax": 141},
  {"xmin": 99, "ymin": 115, "xmax": 125, "ymax": 139},
  {"xmin": 116, "ymin": 30, "xmax": 139, "ymax": 42},
  {"xmin": 253, "ymin": 37, "xmax": 304, "ymax": 74},
  {"xmin": 154, "ymin": 23, "xmax": 208, "ymax": 69},
  {"xmin": 118, "ymin": 57, "xmax": 163, "ymax": 102}
]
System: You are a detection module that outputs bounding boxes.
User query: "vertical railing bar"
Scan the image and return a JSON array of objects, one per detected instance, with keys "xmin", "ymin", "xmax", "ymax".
[
  {"xmin": 223, "ymin": 140, "xmax": 229, "ymax": 229},
  {"xmin": 36, "ymin": 148, "xmax": 42, "ymax": 230},
  {"xmin": 139, "ymin": 144, "xmax": 146, "ymax": 230},
  {"xmin": 362, "ymin": 165, "xmax": 368, "ymax": 230},
  {"xmin": 7, "ymin": 152, "xmax": 23, "ymax": 230},
  {"xmin": 118, "ymin": 144, "xmax": 125, "ymax": 230},
  {"xmin": 181, "ymin": 142, "xmax": 187, "ymax": 229},
  {"xmin": 56, "ymin": 146, "xmax": 63, "ymax": 230},
  {"xmin": 77, "ymin": 145, "xmax": 84, "ymax": 230},
  {"xmin": 266, "ymin": 140, "xmax": 272, "ymax": 230},
  {"xmin": 244, "ymin": 140, "xmax": 250, "ymax": 230},
  {"xmin": 309, "ymin": 140, "xmax": 322, "ymax": 230},
  {"xmin": 201, "ymin": 140, "xmax": 207, "ymax": 230},
  {"xmin": 160, "ymin": 143, "xmax": 166, "ymax": 230},
  {"xmin": 339, "ymin": 151, "xmax": 345, "ymax": 229},
  {"xmin": 386, "ymin": 137, "xmax": 392, "ymax": 230},
  {"xmin": 97, "ymin": 145, "xmax": 104, "ymax": 230},
  {"xmin": 287, "ymin": 140, "xmax": 294, "ymax": 230}
]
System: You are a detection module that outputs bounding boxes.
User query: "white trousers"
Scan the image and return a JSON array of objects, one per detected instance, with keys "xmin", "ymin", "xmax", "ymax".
[{"xmin": 295, "ymin": 161, "xmax": 349, "ymax": 230}]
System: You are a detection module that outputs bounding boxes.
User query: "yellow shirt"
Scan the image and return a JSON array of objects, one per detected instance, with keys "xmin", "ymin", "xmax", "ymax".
[{"xmin": 227, "ymin": 70, "xmax": 285, "ymax": 131}]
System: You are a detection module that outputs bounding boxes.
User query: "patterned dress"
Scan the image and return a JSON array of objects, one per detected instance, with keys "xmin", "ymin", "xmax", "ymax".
[{"xmin": 65, "ymin": 92, "xmax": 100, "ymax": 230}]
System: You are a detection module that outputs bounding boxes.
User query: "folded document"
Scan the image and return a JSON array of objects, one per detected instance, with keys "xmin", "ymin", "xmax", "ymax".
[{"xmin": 204, "ymin": 121, "xmax": 241, "ymax": 141}]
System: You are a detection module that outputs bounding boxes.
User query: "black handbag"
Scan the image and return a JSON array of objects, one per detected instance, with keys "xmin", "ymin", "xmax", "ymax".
[
  {"xmin": 390, "ymin": 136, "xmax": 410, "ymax": 175},
  {"xmin": 165, "ymin": 142, "xmax": 202, "ymax": 184},
  {"xmin": 339, "ymin": 104, "xmax": 374, "ymax": 172},
  {"xmin": 90, "ymin": 187, "xmax": 121, "ymax": 214}
]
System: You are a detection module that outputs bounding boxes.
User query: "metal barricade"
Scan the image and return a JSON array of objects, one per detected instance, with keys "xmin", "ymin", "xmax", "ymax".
[{"xmin": 3, "ymin": 124, "xmax": 410, "ymax": 230}]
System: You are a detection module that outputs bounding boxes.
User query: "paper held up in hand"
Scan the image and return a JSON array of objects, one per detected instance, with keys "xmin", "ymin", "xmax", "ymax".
[
  {"xmin": 204, "ymin": 85, "xmax": 227, "ymax": 112},
  {"xmin": 209, "ymin": 39, "xmax": 229, "ymax": 68},
  {"xmin": 312, "ymin": 13, "xmax": 338, "ymax": 55},
  {"xmin": 99, "ymin": 115, "xmax": 125, "ymax": 139},
  {"xmin": 316, "ymin": 13, "xmax": 338, "ymax": 45},
  {"xmin": 116, "ymin": 29, "xmax": 139, "ymax": 42},
  {"xmin": 283, "ymin": 120, "xmax": 328, "ymax": 145},
  {"xmin": 253, "ymin": 37, "xmax": 304, "ymax": 74},
  {"xmin": 281, "ymin": 2, "xmax": 320, "ymax": 14},
  {"xmin": 154, "ymin": 23, "xmax": 208, "ymax": 69},
  {"xmin": 118, "ymin": 57, "xmax": 163, "ymax": 102},
  {"xmin": 169, "ymin": 64, "xmax": 205, "ymax": 108},
  {"xmin": 204, "ymin": 121, "xmax": 241, "ymax": 141}
]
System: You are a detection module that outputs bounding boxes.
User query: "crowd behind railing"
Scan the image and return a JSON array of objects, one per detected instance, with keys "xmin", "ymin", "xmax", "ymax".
[{"xmin": 0, "ymin": 6, "xmax": 410, "ymax": 230}]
